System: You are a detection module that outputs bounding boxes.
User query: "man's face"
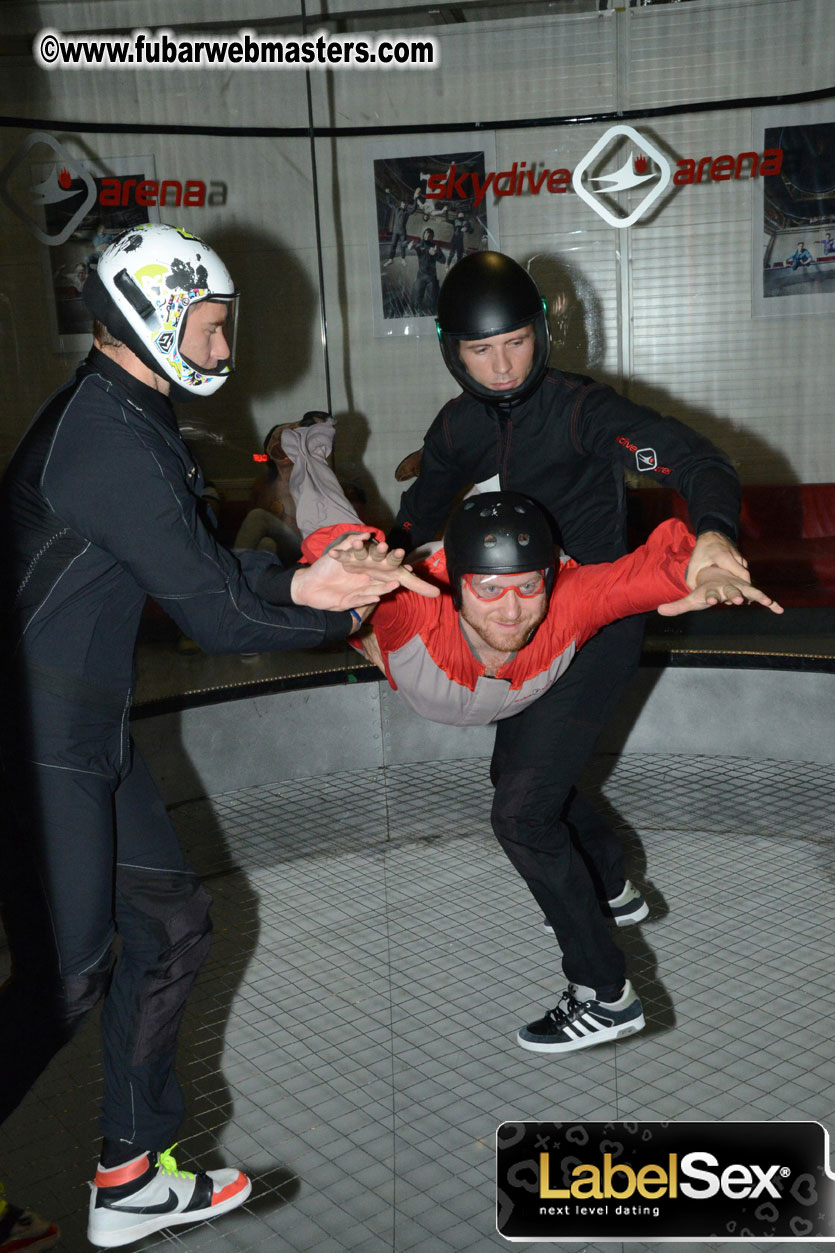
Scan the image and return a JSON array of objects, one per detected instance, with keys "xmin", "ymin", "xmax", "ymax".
[
  {"xmin": 458, "ymin": 570, "xmax": 548, "ymax": 655},
  {"xmin": 179, "ymin": 300, "xmax": 231, "ymax": 373},
  {"xmin": 457, "ymin": 323, "xmax": 536, "ymax": 394}
]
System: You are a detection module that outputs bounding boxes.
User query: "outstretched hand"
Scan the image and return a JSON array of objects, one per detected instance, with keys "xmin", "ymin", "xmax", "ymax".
[
  {"xmin": 685, "ymin": 530, "xmax": 750, "ymax": 588},
  {"xmin": 328, "ymin": 537, "xmax": 440, "ymax": 598},
  {"xmin": 657, "ymin": 564, "xmax": 783, "ymax": 617},
  {"xmin": 290, "ymin": 532, "xmax": 439, "ymax": 611},
  {"xmin": 290, "ymin": 532, "xmax": 398, "ymax": 611}
]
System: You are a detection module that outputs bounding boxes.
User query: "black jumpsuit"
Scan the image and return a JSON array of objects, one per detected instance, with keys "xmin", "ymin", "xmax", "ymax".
[
  {"xmin": 390, "ymin": 368, "xmax": 741, "ymax": 1000},
  {"xmin": 410, "ymin": 240, "xmax": 444, "ymax": 315},
  {"xmin": 0, "ymin": 349, "xmax": 353, "ymax": 1149}
]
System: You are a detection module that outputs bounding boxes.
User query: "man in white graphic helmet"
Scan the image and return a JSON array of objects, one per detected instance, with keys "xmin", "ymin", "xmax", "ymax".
[{"xmin": 0, "ymin": 223, "xmax": 432, "ymax": 1250}]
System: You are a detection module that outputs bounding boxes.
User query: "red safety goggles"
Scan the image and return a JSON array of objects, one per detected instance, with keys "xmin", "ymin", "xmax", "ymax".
[{"xmin": 462, "ymin": 571, "xmax": 546, "ymax": 602}]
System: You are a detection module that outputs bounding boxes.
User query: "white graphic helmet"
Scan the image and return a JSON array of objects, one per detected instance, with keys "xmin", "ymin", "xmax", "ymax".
[{"xmin": 84, "ymin": 222, "xmax": 238, "ymax": 398}]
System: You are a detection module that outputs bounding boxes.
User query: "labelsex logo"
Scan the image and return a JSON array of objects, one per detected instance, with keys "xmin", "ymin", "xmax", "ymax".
[{"xmin": 572, "ymin": 125, "xmax": 671, "ymax": 229}]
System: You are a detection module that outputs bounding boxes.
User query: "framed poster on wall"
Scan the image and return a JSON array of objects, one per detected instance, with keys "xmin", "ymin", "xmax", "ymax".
[
  {"xmin": 752, "ymin": 100, "xmax": 835, "ymax": 317},
  {"xmin": 367, "ymin": 131, "xmax": 498, "ymax": 338}
]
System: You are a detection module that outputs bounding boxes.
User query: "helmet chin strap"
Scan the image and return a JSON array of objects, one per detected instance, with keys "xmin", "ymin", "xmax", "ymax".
[
  {"xmin": 441, "ymin": 313, "xmax": 551, "ymax": 408},
  {"xmin": 83, "ymin": 270, "xmax": 200, "ymax": 404}
]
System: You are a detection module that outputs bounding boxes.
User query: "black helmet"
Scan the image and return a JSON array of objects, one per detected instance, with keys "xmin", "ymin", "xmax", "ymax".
[
  {"xmin": 444, "ymin": 491, "xmax": 556, "ymax": 608},
  {"xmin": 435, "ymin": 251, "xmax": 551, "ymax": 405}
]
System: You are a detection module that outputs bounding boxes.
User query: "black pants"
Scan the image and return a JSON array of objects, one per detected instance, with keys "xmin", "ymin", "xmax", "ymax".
[
  {"xmin": 0, "ymin": 695, "xmax": 211, "ymax": 1150},
  {"xmin": 388, "ymin": 231, "xmax": 408, "ymax": 259},
  {"xmin": 411, "ymin": 274, "xmax": 440, "ymax": 314},
  {"xmin": 490, "ymin": 615, "xmax": 645, "ymax": 1000}
]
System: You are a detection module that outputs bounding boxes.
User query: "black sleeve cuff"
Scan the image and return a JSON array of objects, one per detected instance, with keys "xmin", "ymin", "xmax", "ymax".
[
  {"xmin": 386, "ymin": 523, "xmax": 413, "ymax": 551},
  {"xmin": 696, "ymin": 515, "xmax": 739, "ymax": 543},
  {"xmin": 321, "ymin": 610, "xmax": 356, "ymax": 642},
  {"xmin": 254, "ymin": 563, "xmax": 354, "ymax": 641},
  {"xmin": 254, "ymin": 562, "xmax": 298, "ymax": 604}
]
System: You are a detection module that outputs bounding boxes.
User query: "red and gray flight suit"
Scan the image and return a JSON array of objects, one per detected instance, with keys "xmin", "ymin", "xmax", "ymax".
[
  {"xmin": 388, "ymin": 369, "xmax": 741, "ymax": 999},
  {"xmin": 0, "ymin": 348, "xmax": 354, "ymax": 1150},
  {"xmin": 304, "ymin": 514, "xmax": 696, "ymax": 992}
]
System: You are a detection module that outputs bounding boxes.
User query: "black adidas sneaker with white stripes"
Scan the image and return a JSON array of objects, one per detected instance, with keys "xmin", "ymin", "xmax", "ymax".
[{"xmin": 517, "ymin": 981, "xmax": 645, "ymax": 1053}]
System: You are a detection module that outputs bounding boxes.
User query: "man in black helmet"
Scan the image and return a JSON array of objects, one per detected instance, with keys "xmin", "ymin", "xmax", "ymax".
[
  {"xmin": 388, "ymin": 251, "xmax": 751, "ymax": 1054},
  {"xmin": 279, "ymin": 420, "xmax": 773, "ymax": 713},
  {"xmin": 0, "ymin": 222, "xmax": 432, "ymax": 1250}
]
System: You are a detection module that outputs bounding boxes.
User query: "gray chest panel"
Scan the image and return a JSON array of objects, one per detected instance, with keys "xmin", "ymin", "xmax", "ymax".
[{"xmin": 387, "ymin": 635, "xmax": 578, "ymax": 726}]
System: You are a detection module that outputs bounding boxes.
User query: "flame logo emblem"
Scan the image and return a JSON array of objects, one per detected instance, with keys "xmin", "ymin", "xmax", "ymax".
[
  {"xmin": 572, "ymin": 125, "xmax": 671, "ymax": 228},
  {"xmin": 0, "ymin": 131, "xmax": 97, "ymax": 246},
  {"xmin": 586, "ymin": 154, "xmax": 656, "ymax": 194}
]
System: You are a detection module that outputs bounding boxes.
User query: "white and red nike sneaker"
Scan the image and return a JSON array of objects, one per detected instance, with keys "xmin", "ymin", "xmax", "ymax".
[{"xmin": 87, "ymin": 1144, "xmax": 251, "ymax": 1248}]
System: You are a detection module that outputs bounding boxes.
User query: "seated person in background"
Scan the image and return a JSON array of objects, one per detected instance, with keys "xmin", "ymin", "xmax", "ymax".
[
  {"xmin": 234, "ymin": 411, "xmax": 332, "ymax": 565},
  {"xmin": 280, "ymin": 419, "xmax": 782, "ymax": 1057},
  {"xmin": 787, "ymin": 242, "xmax": 814, "ymax": 270}
]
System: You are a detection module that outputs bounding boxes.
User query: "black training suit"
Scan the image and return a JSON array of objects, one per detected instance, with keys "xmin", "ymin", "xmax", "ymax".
[
  {"xmin": 0, "ymin": 349, "xmax": 352, "ymax": 1148},
  {"xmin": 391, "ymin": 369, "xmax": 741, "ymax": 999}
]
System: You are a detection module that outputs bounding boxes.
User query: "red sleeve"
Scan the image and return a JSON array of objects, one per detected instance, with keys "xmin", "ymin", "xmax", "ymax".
[
  {"xmin": 302, "ymin": 533, "xmax": 449, "ymax": 688},
  {"xmin": 557, "ymin": 518, "xmax": 696, "ymax": 646},
  {"xmin": 369, "ymin": 588, "xmax": 435, "ymax": 660},
  {"xmin": 367, "ymin": 550, "xmax": 450, "ymax": 663},
  {"xmin": 354, "ymin": 553, "xmax": 450, "ymax": 687},
  {"xmin": 300, "ymin": 522, "xmax": 386, "ymax": 564}
]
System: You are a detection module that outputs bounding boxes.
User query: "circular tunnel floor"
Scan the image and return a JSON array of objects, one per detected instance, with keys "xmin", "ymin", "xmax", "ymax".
[{"xmin": 2, "ymin": 750, "xmax": 834, "ymax": 1250}]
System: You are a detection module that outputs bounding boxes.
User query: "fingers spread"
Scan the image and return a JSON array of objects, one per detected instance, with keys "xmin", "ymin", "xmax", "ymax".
[
  {"xmin": 741, "ymin": 584, "xmax": 784, "ymax": 614},
  {"xmin": 657, "ymin": 579, "xmax": 783, "ymax": 617},
  {"xmin": 328, "ymin": 541, "xmax": 438, "ymax": 597}
]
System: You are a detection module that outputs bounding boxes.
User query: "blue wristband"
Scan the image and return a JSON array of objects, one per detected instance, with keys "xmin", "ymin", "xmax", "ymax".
[{"xmin": 349, "ymin": 609, "xmax": 363, "ymax": 632}]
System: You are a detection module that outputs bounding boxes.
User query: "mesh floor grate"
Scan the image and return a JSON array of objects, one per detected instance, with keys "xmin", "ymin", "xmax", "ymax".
[{"xmin": 2, "ymin": 752, "xmax": 834, "ymax": 1251}]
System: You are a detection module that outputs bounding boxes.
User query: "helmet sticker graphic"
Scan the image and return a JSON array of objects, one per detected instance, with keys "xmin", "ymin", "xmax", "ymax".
[
  {"xmin": 167, "ymin": 256, "xmax": 209, "ymax": 292},
  {"xmin": 89, "ymin": 223, "xmax": 238, "ymax": 397}
]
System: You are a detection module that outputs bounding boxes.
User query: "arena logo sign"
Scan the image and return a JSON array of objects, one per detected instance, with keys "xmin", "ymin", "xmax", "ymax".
[
  {"xmin": 424, "ymin": 123, "xmax": 783, "ymax": 228},
  {"xmin": 0, "ymin": 132, "xmax": 228, "ymax": 249},
  {"xmin": 97, "ymin": 177, "xmax": 228, "ymax": 207}
]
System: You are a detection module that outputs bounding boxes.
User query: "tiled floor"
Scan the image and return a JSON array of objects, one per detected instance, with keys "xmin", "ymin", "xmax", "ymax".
[{"xmin": 2, "ymin": 751, "xmax": 834, "ymax": 1252}]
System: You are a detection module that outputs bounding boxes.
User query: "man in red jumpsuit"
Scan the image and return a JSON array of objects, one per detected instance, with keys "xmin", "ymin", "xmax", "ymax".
[{"xmin": 282, "ymin": 421, "xmax": 779, "ymax": 1055}]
